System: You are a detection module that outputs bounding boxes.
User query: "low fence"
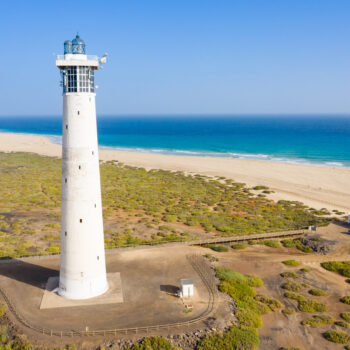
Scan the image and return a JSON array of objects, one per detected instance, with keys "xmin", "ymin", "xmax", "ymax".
[
  {"xmin": 0, "ymin": 228, "xmax": 307, "ymax": 264},
  {"xmin": 190, "ymin": 229, "xmax": 305, "ymax": 246},
  {"xmin": 0, "ymin": 255, "xmax": 218, "ymax": 338}
]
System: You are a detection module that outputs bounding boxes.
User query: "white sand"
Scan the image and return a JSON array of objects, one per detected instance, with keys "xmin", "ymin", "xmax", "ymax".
[{"xmin": 0, "ymin": 132, "xmax": 349, "ymax": 213}]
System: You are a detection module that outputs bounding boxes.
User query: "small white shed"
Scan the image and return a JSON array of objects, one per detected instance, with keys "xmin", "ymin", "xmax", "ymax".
[{"xmin": 181, "ymin": 278, "xmax": 194, "ymax": 297}]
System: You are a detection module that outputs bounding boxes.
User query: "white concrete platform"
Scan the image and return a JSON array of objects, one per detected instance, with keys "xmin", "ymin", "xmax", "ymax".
[{"xmin": 40, "ymin": 272, "xmax": 123, "ymax": 309}]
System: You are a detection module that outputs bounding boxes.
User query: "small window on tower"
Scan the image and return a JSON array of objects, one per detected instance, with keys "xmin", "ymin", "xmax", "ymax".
[
  {"xmin": 65, "ymin": 231, "xmax": 67, "ymax": 236},
  {"xmin": 92, "ymin": 151, "xmax": 94, "ymax": 155},
  {"xmin": 79, "ymin": 165, "xmax": 81, "ymax": 170},
  {"xmin": 97, "ymin": 256, "xmax": 99, "ymax": 260},
  {"xmin": 77, "ymin": 111, "xmax": 80, "ymax": 115},
  {"xmin": 94, "ymin": 204, "xmax": 97, "ymax": 208},
  {"xmin": 80, "ymin": 219, "xmax": 83, "ymax": 223},
  {"xmin": 66, "ymin": 124, "xmax": 68, "ymax": 130},
  {"xmin": 65, "ymin": 178, "xmax": 67, "ymax": 183}
]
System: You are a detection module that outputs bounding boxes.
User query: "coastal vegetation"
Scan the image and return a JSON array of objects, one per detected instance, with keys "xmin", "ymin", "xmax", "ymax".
[
  {"xmin": 301, "ymin": 314, "xmax": 334, "ymax": 327},
  {"xmin": 280, "ymin": 271, "xmax": 298, "ymax": 278},
  {"xmin": 308, "ymin": 288, "xmax": 327, "ymax": 296},
  {"xmin": 196, "ymin": 267, "xmax": 279, "ymax": 350},
  {"xmin": 0, "ymin": 152, "xmax": 330, "ymax": 258},
  {"xmin": 340, "ymin": 296, "xmax": 350, "ymax": 305},
  {"xmin": 282, "ymin": 260, "xmax": 301, "ymax": 266},
  {"xmin": 321, "ymin": 261, "xmax": 350, "ymax": 278},
  {"xmin": 127, "ymin": 337, "xmax": 182, "ymax": 350},
  {"xmin": 323, "ymin": 330, "xmax": 350, "ymax": 343},
  {"xmin": 281, "ymin": 239, "xmax": 312, "ymax": 253}
]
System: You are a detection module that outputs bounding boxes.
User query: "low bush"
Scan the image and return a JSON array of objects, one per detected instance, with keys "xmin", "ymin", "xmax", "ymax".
[
  {"xmin": 308, "ymin": 288, "xmax": 327, "ymax": 296},
  {"xmin": 197, "ymin": 325, "xmax": 260, "ymax": 350},
  {"xmin": 282, "ymin": 308, "xmax": 295, "ymax": 315},
  {"xmin": 300, "ymin": 268, "xmax": 311, "ymax": 273},
  {"xmin": 255, "ymin": 294, "xmax": 283, "ymax": 311},
  {"xmin": 282, "ymin": 260, "xmax": 301, "ymax": 266},
  {"xmin": 127, "ymin": 337, "xmax": 181, "ymax": 350},
  {"xmin": 263, "ymin": 240, "xmax": 280, "ymax": 248},
  {"xmin": 334, "ymin": 320, "xmax": 350, "ymax": 328},
  {"xmin": 298, "ymin": 299, "xmax": 328, "ymax": 312},
  {"xmin": 206, "ymin": 245, "xmax": 228, "ymax": 252},
  {"xmin": 281, "ymin": 281, "xmax": 303, "ymax": 292},
  {"xmin": 340, "ymin": 296, "xmax": 350, "ymax": 305},
  {"xmin": 284, "ymin": 292, "xmax": 305, "ymax": 302},
  {"xmin": 340, "ymin": 312, "xmax": 350, "ymax": 322},
  {"xmin": 323, "ymin": 330, "xmax": 350, "ymax": 343},
  {"xmin": 0, "ymin": 333, "xmax": 8, "ymax": 343},
  {"xmin": 231, "ymin": 243, "xmax": 247, "ymax": 250},
  {"xmin": 252, "ymin": 185, "xmax": 269, "ymax": 190},
  {"xmin": 301, "ymin": 314, "xmax": 334, "ymax": 327},
  {"xmin": 281, "ymin": 239, "xmax": 312, "ymax": 253},
  {"xmin": 280, "ymin": 271, "xmax": 298, "ymax": 278},
  {"xmin": 321, "ymin": 261, "xmax": 350, "ymax": 278},
  {"xmin": 197, "ymin": 267, "xmax": 265, "ymax": 350},
  {"xmin": 0, "ymin": 303, "xmax": 6, "ymax": 317}
]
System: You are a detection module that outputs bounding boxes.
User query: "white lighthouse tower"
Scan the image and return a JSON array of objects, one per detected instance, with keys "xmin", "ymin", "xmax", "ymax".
[{"xmin": 56, "ymin": 35, "xmax": 108, "ymax": 299}]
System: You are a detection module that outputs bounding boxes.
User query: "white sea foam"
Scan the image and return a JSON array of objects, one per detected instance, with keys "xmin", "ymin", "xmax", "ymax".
[{"xmin": 14, "ymin": 132, "xmax": 350, "ymax": 169}]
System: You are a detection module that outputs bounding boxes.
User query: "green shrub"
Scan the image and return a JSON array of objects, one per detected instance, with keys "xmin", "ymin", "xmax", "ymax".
[
  {"xmin": 301, "ymin": 314, "xmax": 334, "ymax": 327},
  {"xmin": 280, "ymin": 271, "xmax": 298, "ymax": 278},
  {"xmin": 282, "ymin": 308, "xmax": 295, "ymax": 315},
  {"xmin": 203, "ymin": 267, "xmax": 267, "ymax": 350},
  {"xmin": 0, "ymin": 333, "xmax": 7, "ymax": 343},
  {"xmin": 340, "ymin": 312, "xmax": 350, "ymax": 322},
  {"xmin": 197, "ymin": 325, "xmax": 259, "ymax": 350},
  {"xmin": 340, "ymin": 269, "xmax": 350, "ymax": 278},
  {"xmin": 253, "ymin": 185, "xmax": 269, "ymax": 190},
  {"xmin": 0, "ymin": 303, "xmax": 6, "ymax": 317},
  {"xmin": 340, "ymin": 296, "xmax": 350, "ymax": 305},
  {"xmin": 308, "ymin": 288, "xmax": 327, "ymax": 296},
  {"xmin": 282, "ymin": 281, "xmax": 303, "ymax": 292},
  {"xmin": 334, "ymin": 321, "xmax": 350, "ymax": 328},
  {"xmin": 127, "ymin": 337, "xmax": 180, "ymax": 350},
  {"xmin": 281, "ymin": 239, "xmax": 312, "ymax": 253},
  {"xmin": 263, "ymin": 240, "xmax": 280, "ymax": 248},
  {"xmin": 282, "ymin": 260, "xmax": 301, "ymax": 266},
  {"xmin": 231, "ymin": 243, "xmax": 247, "ymax": 250},
  {"xmin": 321, "ymin": 261, "xmax": 350, "ymax": 278},
  {"xmin": 298, "ymin": 299, "xmax": 328, "ymax": 312},
  {"xmin": 255, "ymin": 294, "xmax": 283, "ymax": 311},
  {"xmin": 300, "ymin": 268, "xmax": 311, "ymax": 273},
  {"xmin": 323, "ymin": 330, "xmax": 350, "ymax": 343},
  {"xmin": 206, "ymin": 245, "xmax": 228, "ymax": 252},
  {"xmin": 284, "ymin": 292, "xmax": 305, "ymax": 302}
]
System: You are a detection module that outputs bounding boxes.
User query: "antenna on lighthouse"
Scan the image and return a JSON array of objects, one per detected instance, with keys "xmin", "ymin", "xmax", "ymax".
[{"xmin": 100, "ymin": 53, "xmax": 108, "ymax": 64}]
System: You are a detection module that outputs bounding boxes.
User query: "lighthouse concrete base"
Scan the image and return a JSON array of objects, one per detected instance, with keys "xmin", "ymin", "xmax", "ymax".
[{"xmin": 40, "ymin": 272, "xmax": 123, "ymax": 309}]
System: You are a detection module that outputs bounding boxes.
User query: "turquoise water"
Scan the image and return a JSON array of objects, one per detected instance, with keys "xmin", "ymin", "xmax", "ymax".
[{"xmin": 0, "ymin": 115, "xmax": 350, "ymax": 167}]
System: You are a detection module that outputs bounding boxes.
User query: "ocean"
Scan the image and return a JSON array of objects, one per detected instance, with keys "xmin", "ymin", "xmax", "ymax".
[{"xmin": 0, "ymin": 115, "xmax": 350, "ymax": 168}]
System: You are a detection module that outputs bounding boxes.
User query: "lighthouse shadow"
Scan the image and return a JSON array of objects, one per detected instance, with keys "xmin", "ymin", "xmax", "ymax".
[{"xmin": 0, "ymin": 259, "xmax": 58, "ymax": 290}]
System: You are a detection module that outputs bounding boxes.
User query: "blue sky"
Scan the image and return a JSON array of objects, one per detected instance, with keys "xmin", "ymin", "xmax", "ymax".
[{"xmin": 0, "ymin": 0, "xmax": 350, "ymax": 116}]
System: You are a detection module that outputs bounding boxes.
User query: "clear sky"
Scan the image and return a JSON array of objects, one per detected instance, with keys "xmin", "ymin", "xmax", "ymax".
[{"xmin": 0, "ymin": 0, "xmax": 350, "ymax": 116}]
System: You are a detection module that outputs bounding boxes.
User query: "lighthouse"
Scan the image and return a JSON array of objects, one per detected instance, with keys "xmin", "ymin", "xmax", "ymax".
[{"xmin": 56, "ymin": 35, "xmax": 108, "ymax": 299}]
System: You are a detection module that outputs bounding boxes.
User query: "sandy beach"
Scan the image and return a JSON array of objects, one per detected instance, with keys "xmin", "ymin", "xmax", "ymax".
[{"xmin": 0, "ymin": 131, "xmax": 349, "ymax": 213}]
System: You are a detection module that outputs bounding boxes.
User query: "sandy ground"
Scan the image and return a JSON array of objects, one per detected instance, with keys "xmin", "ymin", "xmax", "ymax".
[
  {"xmin": 208, "ymin": 222, "xmax": 350, "ymax": 350},
  {"xmin": 0, "ymin": 132, "xmax": 349, "ymax": 213}
]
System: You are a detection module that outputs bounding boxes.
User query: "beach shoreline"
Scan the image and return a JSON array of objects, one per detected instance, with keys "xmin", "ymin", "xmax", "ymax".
[{"xmin": 0, "ymin": 131, "xmax": 349, "ymax": 213}]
